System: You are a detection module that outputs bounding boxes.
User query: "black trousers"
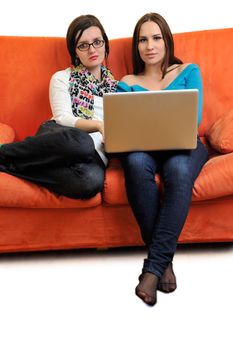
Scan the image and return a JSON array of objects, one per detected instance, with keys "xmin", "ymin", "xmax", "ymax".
[{"xmin": 0, "ymin": 121, "xmax": 105, "ymax": 199}]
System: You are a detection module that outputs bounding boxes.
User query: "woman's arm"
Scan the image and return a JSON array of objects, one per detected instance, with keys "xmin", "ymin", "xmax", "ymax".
[
  {"xmin": 49, "ymin": 70, "xmax": 77, "ymax": 127},
  {"xmin": 75, "ymin": 118, "xmax": 103, "ymax": 134},
  {"xmin": 186, "ymin": 64, "xmax": 203, "ymax": 126},
  {"xmin": 49, "ymin": 70, "xmax": 103, "ymax": 134}
]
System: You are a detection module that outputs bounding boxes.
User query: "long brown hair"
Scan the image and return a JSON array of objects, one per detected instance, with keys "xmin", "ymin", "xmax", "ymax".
[{"xmin": 132, "ymin": 13, "xmax": 183, "ymax": 78}]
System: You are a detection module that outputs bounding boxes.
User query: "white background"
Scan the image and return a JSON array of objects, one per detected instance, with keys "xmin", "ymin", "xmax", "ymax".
[
  {"xmin": 0, "ymin": 0, "xmax": 232, "ymax": 38},
  {"xmin": 0, "ymin": 245, "xmax": 232, "ymax": 350}
]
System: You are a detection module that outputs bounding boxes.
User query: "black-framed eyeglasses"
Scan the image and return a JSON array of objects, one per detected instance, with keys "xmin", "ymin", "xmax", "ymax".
[{"xmin": 76, "ymin": 39, "xmax": 105, "ymax": 52}]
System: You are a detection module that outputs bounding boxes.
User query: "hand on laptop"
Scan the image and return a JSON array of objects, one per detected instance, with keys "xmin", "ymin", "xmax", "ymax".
[{"xmin": 96, "ymin": 120, "xmax": 105, "ymax": 143}]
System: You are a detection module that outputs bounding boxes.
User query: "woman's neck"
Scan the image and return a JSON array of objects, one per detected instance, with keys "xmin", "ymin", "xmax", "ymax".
[
  {"xmin": 143, "ymin": 65, "xmax": 163, "ymax": 82},
  {"xmin": 143, "ymin": 63, "xmax": 180, "ymax": 81},
  {"xmin": 135, "ymin": 63, "xmax": 182, "ymax": 91},
  {"xmin": 88, "ymin": 66, "xmax": 102, "ymax": 81}
]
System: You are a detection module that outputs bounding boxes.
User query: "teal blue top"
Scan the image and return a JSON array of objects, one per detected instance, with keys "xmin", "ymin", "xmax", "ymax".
[{"xmin": 117, "ymin": 64, "xmax": 203, "ymax": 126}]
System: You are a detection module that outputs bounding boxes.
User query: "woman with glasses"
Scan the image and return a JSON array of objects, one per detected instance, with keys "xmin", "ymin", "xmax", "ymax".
[{"xmin": 0, "ymin": 15, "xmax": 117, "ymax": 199}]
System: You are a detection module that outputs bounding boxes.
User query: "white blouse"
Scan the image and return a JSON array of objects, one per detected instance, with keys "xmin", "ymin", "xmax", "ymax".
[{"xmin": 49, "ymin": 68, "xmax": 107, "ymax": 166}]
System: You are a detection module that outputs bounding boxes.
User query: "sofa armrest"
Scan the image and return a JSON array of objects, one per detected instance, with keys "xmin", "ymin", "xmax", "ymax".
[{"xmin": 0, "ymin": 123, "xmax": 15, "ymax": 143}]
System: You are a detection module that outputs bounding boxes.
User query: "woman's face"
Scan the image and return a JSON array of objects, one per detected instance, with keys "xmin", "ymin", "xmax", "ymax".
[
  {"xmin": 75, "ymin": 26, "xmax": 106, "ymax": 72},
  {"xmin": 138, "ymin": 21, "xmax": 165, "ymax": 67}
]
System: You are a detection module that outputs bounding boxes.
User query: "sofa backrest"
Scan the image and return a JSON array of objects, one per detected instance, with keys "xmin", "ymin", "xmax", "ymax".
[
  {"xmin": 0, "ymin": 28, "xmax": 232, "ymax": 140},
  {"xmin": 0, "ymin": 36, "xmax": 70, "ymax": 140}
]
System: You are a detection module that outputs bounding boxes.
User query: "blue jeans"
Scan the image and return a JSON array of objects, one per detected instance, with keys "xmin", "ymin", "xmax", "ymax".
[{"xmin": 121, "ymin": 138, "xmax": 209, "ymax": 277}]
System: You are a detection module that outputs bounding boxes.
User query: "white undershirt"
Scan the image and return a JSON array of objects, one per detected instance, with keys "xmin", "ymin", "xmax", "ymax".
[{"xmin": 49, "ymin": 67, "xmax": 107, "ymax": 166}]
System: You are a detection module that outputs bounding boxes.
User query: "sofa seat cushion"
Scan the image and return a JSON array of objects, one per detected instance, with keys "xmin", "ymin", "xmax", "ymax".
[
  {"xmin": 0, "ymin": 172, "xmax": 101, "ymax": 208},
  {"xmin": 103, "ymin": 157, "xmax": 162, "ymax": 205},
  {"xmin": 104, "ymin": 153, "xmax": 233, "ymax": 205}
]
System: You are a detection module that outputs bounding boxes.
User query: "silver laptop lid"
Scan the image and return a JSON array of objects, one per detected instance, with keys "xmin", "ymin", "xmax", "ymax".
[{"xmin": 103, "ymin": 89, "xmax": 198, "ymax": 153}]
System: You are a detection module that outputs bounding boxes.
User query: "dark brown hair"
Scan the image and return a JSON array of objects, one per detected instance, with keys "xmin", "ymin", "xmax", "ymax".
[
  {"xmin": 66, "ymin": 14, "xmax": 109, "ymax": 67},
  {"xmin": 132, "ymin": 13, "xmax": 183, "ymax": 78}
]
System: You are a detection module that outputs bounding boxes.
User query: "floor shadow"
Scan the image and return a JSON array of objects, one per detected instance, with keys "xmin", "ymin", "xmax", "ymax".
[{"xmin": 0, "ymin": 241, "xmax": 232, "ymax": 263}]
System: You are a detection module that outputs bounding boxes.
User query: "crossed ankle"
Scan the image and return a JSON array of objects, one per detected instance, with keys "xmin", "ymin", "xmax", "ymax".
[{"xmin": 157, "ymin": 263, "xmax": 177, "ymax": 293}]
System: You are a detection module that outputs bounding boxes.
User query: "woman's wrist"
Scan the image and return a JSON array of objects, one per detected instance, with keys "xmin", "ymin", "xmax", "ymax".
[
  {"xmin": 75, "ymin": 118, "xmax": 103, "ymax": 133},
  {"xmin": 94, "ymin": 120, "xmax": 103, "ymax": 133}
]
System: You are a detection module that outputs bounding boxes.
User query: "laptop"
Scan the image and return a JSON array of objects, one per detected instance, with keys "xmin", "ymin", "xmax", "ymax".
[{"xmin": 103, "ymin": 89, "xmax": 198, "ymax": 153}]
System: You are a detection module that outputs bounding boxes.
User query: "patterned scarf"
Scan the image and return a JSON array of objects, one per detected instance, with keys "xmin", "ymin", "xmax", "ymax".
[{"xmin": 69, "ymin": 64, "xmax": 117, "ymax": 119}]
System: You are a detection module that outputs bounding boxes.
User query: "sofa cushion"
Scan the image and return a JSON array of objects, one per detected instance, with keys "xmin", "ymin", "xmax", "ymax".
[
  {"xmin": 103, "ymin": 158, "xmax": 127, "ymax": 205},
  {"xmin": 0, "ymin": 172, "xmax": 101, "ymax": 208},
  {"xmin": 0, "ymin": 123, "xmax": 15, "ymax": 143},
  {"xmin": 206, "ymin": 109, "xmax": 233, "ymax": 153},
  {"xmin": 103, "ymin": 157, "xmax": 161, "ymax": 205},
  {"xmin": 193, "ymin": 152, "xmax": 233, "ymax": 200}
]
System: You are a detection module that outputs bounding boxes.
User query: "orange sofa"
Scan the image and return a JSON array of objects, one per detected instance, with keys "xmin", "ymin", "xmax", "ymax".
[{"xmin": 0, "ymin": 28, "xmax": 233, "ymax": 253}]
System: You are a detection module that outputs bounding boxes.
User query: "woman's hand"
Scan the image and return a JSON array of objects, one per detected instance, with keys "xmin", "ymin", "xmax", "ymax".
[
  {"xmin": 96, "ymin": 120, "xmax": 105, "ymax": 143},
  {"xmin": 75, "ymin": 119, "xmax": 104, "ymax": 142}
]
